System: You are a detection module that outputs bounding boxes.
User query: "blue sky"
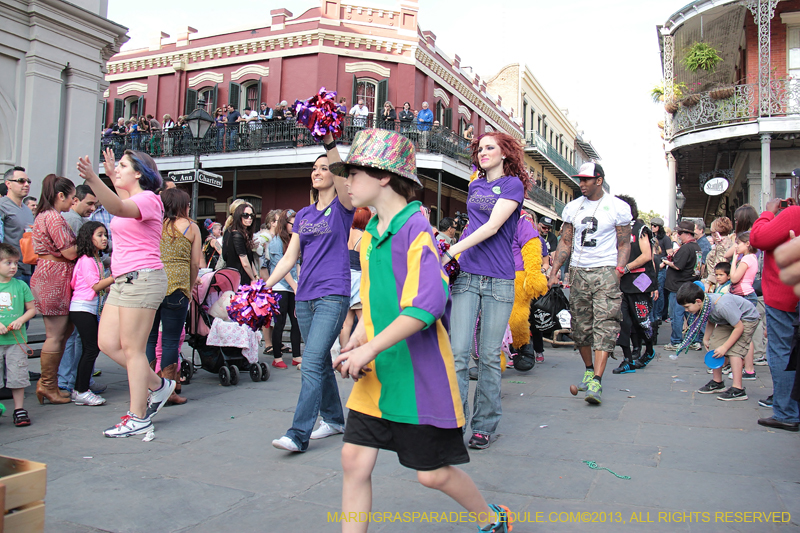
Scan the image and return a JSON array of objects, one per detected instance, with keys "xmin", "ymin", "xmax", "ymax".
[{"xmin": 108, "ymin": 0, "xmax": 691, "ymax": 218}]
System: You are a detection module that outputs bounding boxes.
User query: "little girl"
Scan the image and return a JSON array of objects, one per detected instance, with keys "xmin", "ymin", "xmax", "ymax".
[
  {"xmin": 729, "ymin": 231, "xmax": 759, "ymax": 380},
  {"xmin": 69, "ymin": 222, "xmax": 114, "ymax": 406}
]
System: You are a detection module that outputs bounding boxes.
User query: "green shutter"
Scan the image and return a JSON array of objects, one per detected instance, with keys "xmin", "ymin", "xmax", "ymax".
[
  {"xmin": 137, "ymin": 95, "xmax": 145, "ymax": 117},
  {"xmin": 351, "ymin": 74, "xmax": 357, "ymax": 109},
  {"xmin": 443, "ymin": 108, "xmax": 452, "ymax": 130},
  {"xmin": 229, "ymin": 82, "xmax": 241, "ymax": 110},
  {"xmin": 113, "ymin": 98, "xmax": 123, "ymax": 121},
  {"xmin": 212, "ymin": 84, "xmax": 218, "ymax": 110},
  {"xmin": 376, "ymin": 78, "xmax": 388, "ymax": 117},
  {"xmin": 101, "ymin": 100, "xmax": 108, "ymax": 128},
  {"xmin": 185, "ymin": 88, "xmax": 198, "ymax": 115},
  {"xmin": 256, "ymin": 77, "xmax": 262, "ymax": 107}
]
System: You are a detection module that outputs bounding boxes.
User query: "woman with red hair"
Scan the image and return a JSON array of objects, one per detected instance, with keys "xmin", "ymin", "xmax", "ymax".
[
  {"xmin": 339, "ymin": 207, "xmax": 372, "ymax": 347},
  {"xmin": 443, "ymin": 131, "xmax": 529, "ymax": 450}
]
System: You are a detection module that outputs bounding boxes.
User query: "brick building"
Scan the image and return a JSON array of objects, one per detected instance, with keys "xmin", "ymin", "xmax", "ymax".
[{"xmin": 101, "ymin": 0, "xmax": 535, "ymax": 226}]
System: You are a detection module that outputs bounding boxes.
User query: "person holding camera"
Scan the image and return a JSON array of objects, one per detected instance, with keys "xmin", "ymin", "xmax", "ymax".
[{"xmin": 750, "ymin": 195, "xmax": 800, "ymax": 432}]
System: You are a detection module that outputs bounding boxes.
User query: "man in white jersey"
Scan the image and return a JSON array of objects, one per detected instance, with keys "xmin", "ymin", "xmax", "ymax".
[{"xmin": 548, "ymin": 163, "xmax": 632, "ymax": 405}]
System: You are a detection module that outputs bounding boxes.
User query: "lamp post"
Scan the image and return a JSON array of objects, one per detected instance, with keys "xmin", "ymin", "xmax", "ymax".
[
  {"xmin": 675, "ymin": 184, "xmax": 686, "ymax": 222},
  {"xmin": 185, "ymin": 98, "xmax": 214, "ymax": 219}
]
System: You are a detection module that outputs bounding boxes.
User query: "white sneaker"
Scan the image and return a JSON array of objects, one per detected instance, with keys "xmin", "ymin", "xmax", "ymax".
[
  {"xmin": 272, "ymin": 436, "xmax": 302, "ymax": 452},
  {"xmin": 146, "ymin": 377, "xmax": 176, "ymax": 419},
  {"xmin": 103, "ymin": 412, "xmax": 152, "ymax": 438},
  {"xmin": 310, "ymin": 420, "xmax": 344, "ymax": 440},
  {"xmin": 74, "ymin": 390, "xmax": 107, "ymax": 406},
  {"xmin": 669, "ymin": 354, "xmax": 679, "ymax": 360}
]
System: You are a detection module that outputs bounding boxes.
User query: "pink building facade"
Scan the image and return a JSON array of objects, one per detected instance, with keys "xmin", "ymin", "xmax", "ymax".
[{"xmin": 102, "ymin": 0, "xmax": 524, "ymax": 225}]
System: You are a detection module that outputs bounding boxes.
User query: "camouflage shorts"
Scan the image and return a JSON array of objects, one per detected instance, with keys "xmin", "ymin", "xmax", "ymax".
[{"xmin": 569, "ymin": 266, "xmax": 622, "ymax": 352}]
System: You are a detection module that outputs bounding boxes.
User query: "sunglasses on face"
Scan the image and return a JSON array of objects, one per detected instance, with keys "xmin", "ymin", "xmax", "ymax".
[
  {"xmin": 242, "ymin": 213, "xmax": 254, "ymax": 219},
  {"xmin": 10, "ymin": 178, "xmax": 31, "ymax": 184}
]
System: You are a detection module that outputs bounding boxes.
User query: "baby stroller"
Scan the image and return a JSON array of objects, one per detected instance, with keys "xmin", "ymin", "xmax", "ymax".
[{"xmin": 184, "ymin": 268, "xmax": 270, "ymax": 386}]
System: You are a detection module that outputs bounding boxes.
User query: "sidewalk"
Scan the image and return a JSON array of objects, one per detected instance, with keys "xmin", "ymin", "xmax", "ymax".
[{"xmin": 1, "ymin": 330, "xmax": 798, "ymax": 532}]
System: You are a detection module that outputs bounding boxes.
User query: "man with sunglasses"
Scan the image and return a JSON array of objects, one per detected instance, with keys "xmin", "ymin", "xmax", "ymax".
[
  {"xmin": 662, "ymin": 220, "xmax": 703, "ymax": 353},
  {"xmin": 0, "ymin": 167, "xmax": 35, "ymax": 285}
]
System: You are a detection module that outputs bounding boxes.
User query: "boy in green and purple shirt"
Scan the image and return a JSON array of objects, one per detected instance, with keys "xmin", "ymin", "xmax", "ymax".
[{"xmin": 330, "ymin": 129, "xmax": 512, "ymax": 533}]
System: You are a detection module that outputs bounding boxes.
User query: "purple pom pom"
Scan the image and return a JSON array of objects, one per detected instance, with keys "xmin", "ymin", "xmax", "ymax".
[
  {"xmin": 437, "ymin": 240, "xmax": 460, "ymax": 285},
  {"xmin": 226, "ymin": 279, "xmax": 282, "ymax": 331},
  {"xmin": 292, "ymin": 87, "xmax": 344, "ymax": 142}
]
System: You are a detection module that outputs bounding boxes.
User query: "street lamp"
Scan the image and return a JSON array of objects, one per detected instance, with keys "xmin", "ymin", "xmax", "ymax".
[
  {"xmin": 675, "ymin": 184, "xmax": 686, "ymax": 221},
  {"xmin": 185, "ymin": 98, "xmax": 214, "ymax": 219}
]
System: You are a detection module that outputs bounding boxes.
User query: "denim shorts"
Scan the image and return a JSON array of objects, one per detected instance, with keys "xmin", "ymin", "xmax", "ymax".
[{"xmin": 106, "ymin": 269, "xmax": 168, "ymax": 310}]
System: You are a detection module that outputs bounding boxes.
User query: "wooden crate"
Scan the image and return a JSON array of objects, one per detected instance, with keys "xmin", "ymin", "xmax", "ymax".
[
  {"xmin": 3, "ymin": 501, "xmax": 44, "ymax": 533},
  {"xmin": 0, "ymin": 457, "xmax": 46, "ymax": 512}
]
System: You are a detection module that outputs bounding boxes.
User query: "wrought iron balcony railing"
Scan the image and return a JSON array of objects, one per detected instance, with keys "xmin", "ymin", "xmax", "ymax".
[
  {"xmin": 525, "ymin": 131, "xmax": 579, "ymax": 179},
  {"xmin": 101, "ymin": 115, "xmax": 471, "ymax": 166},
  {"xmin": 668, "ymin": 80, "xmax": 800, "ymax": 139},
  {"xmin": 526, "ymin": 184, "xmax": 567, "ymax": 215}
]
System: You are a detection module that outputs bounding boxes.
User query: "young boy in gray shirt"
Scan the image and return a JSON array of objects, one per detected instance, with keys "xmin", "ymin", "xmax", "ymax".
[{"xmin": 677, "ymin": 282, "xmax": 759, "ymax": 401}]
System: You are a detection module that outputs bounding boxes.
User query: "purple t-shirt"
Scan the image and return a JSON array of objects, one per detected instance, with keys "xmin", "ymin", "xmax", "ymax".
[
  {"xmin": 294, "ymin": 196, "xmax": 354, "ymax": 301},
  {"xmin": 511, "ymin": 215, "xmax": 546, "ymax": 272},
  {"xmin": 459, "ymin": 176, "xmax": 524, "ymax": 280}
]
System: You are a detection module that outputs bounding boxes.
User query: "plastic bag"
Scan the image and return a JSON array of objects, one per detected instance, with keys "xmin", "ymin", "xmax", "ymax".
[{"xmin": 531, "ymin": 287, "xmax": 570, "ymax": 335}]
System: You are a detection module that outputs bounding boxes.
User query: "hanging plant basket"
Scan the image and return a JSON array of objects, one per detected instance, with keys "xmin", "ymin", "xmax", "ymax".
[
  {"xmin": 665, "ymin": 101, "xmax": 679, "ymax": 114},
  {"xmin": 710, "ymin": 86, "xmax": 735, "ymax": 100},
  {"xmin": 681, "ymin": 42, "xmax": 723, "ymax": 73},
  {"xmin": 681, "ymin": 94, "xmax": 701, "ymax": 107}
]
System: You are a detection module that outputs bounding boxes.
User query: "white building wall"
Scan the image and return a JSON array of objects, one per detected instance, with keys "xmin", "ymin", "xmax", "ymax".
[{"xmin": 0, "ymin": 0, "xmax": 126, "ymax": 191}]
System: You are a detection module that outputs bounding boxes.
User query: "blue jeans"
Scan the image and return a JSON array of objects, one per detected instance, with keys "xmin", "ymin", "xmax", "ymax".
[
  {"xmin": 653, "ymin": 269, "xmax": 667, "ymax": 322},
  {"xmin": 451, "ymin": 273, "xmax": 514, "ymax": 437},
  {"xmin": 669, "ymin": 291, "xmax": 684, "ymax": 345},
  {"xmin": 146, "ymin": 290, "xmax": 190, "ymax": 368},
  {"xmin": 765, "ymin": 305, "xmax": 799, "ymax": 423},
  {"xmin": 286, "ymin": 295, "xmax": 348, "ymax": 450},
  {"xmin": 58, "ymin": 328, "xmax": 83, "ymax": 390}
]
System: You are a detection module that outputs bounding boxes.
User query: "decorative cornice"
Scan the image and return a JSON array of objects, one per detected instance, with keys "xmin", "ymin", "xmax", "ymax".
[
  {"xmin": 189, "ymin": 71, "xmax": 224, "ymax": 87},
  {"xmin": 414, "ymin": 48, "xmax": 520, "ymax": 137},
  {"xmin": 433, "ymin": 88, "xmax": 450, "ymax": 106},
  {"xmin": 231, "ymin": 64, "xmax": 269, "ymax": 80},
  {"xmin": 458, "ymin": 105, "xmax": 471, "ymax": 120},
  {"xmin": 106, "ymin": 30, "xmax": 414, "ymax": 76},
  {"xmin": 117, "ymin": 81, "xmax": 147, "ymax": 95},
  {"xmin": 344, "ymin": 61, "xmax": 391, "ymax": 78}
]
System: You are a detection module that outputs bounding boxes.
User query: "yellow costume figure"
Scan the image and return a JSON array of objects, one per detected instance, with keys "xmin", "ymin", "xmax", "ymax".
[{"xmin": 510, "ymin": 213, "xmax": 548, "ymax": 349}]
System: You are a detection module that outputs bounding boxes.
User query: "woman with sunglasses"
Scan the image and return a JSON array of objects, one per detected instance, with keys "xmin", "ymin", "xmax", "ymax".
[
  {"xmin": 222, "ymin": 203, "xmax": 257, "ymax": 285},
  {"xmin": 264, "ymin": 133, "xmax": 353, "ymax": 453},
  {"xmin": 262, "ymin": 209, "xmax": 301, "ymax": 369}
]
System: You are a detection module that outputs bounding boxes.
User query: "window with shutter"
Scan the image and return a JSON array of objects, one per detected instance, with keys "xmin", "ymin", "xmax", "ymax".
[
  {"xmin": 185, "ymin": 88, "xmax": 198, "ymax": 115},
  {"xmin": 228, "ymin": 82, "xmax": 241, "ymax": 110}
]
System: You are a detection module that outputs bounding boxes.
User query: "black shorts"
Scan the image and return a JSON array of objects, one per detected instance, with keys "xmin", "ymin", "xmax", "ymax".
[{"xmin": 343, "ymin": 410, "xmax": 470, "ymax": 471}]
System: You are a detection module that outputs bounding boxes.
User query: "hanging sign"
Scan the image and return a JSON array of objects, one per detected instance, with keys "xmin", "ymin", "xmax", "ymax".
[{"xmin": 703, "ymin": 177, "xmax": 729, "ymax": 196}]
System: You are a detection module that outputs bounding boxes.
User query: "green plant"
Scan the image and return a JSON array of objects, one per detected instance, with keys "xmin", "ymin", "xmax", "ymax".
[
  {"xmin": 651, "ymin": 81, "xmax": 687, "ymax": 103},
  {"xmin": 681, "ymin": 42, "xmax": 722, "ymax": 73}
]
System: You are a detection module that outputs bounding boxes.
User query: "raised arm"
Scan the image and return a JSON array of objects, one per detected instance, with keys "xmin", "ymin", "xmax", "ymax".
[
  {"xmin": 548, "ymin": 222, "xmax": 573, "ymax": 286},
  {"xmin": 77, "ymin": 151, "xmax": 140, "ymax": 218},
  {"xmin": 321, "ymin": 132, "xmax": 353, "ymax": 211}
]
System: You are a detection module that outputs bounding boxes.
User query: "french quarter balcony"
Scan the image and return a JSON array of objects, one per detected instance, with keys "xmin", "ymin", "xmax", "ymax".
[
  {"xmin": 527, "ymin": 185, "xmax": 566, "ymax": 216},
  {"xmin": 524, "ymin": 131, "xmax": 579, "ymax": 184},
  {"xmin": 100, "ymin": 115, "xmax": 472, "ymax": 167},
  {"xmin": 667, "ymin": 80, "xmax": 800, "ymax": 141}
]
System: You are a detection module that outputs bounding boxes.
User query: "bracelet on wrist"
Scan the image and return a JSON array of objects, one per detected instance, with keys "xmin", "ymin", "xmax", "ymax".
[{"xmin": 323, "ymin": 139, "xmax": 337, "ymax": 151}]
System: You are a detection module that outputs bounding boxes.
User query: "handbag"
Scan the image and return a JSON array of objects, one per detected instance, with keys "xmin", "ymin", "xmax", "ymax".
[{"xmin": 20, "ymin": 229, "xmax": 38, "ymax": 265}]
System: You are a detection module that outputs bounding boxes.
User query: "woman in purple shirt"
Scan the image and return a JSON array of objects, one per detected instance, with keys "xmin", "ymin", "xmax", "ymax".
[
  {"xmin": 265, "ymin": 132, "xmax": 354, "ymax": 452},
  {"xmin": 442, "ymin": 132, "xmax": 530, "ymax": 450}
]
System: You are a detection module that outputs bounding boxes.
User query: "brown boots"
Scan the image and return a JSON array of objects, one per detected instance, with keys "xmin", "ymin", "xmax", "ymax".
[
  {"xmin": 159, "ymin": 363, "xmax": 187, "ymax": 406},
  {"xmin": 36, "ymin": 351, "xmax": 71, "ymax": 405}
]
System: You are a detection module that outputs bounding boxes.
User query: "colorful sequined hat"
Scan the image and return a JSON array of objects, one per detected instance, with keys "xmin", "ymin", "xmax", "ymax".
[{"xmin": 331, "ymin": 129, "xmax": 419, "ymax": 185}]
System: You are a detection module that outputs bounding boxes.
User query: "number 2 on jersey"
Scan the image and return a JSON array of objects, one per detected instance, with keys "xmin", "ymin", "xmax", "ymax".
[{"xmin": 580, "ymin": 216, "xmax": 598, "ymax": 247}]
